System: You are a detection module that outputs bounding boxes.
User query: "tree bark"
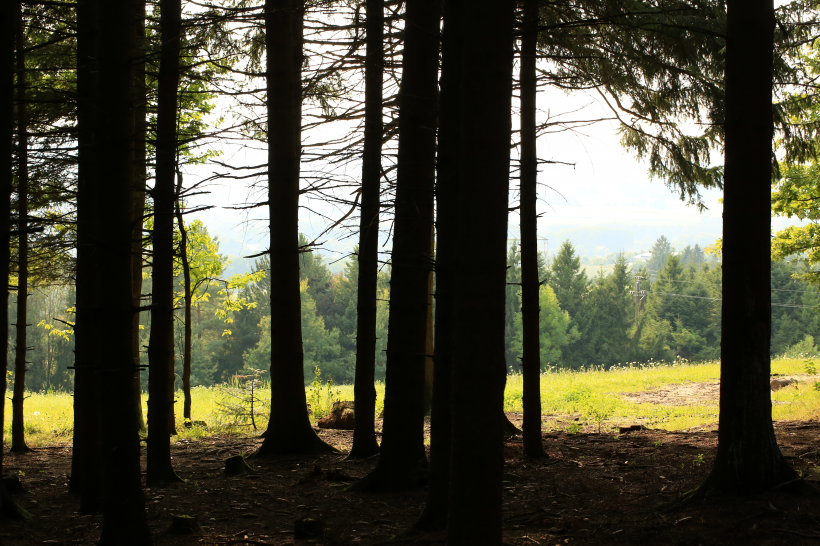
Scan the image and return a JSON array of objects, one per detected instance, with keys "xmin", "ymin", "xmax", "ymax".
[
  {"xmin": 414, "ymin": 0, "xmax": 457, "ymax": 529},
  {"xmin": 347, "ymin": 0, "xmax": 383, "ymax": 460},
  {"xmin": 175, "ymin": 173, "xmax": 193, "ymax": 428},
  {"xmin": 686, "ymin": 0, "xmax": 800, "ymax": 499},
  {"xmin": 354, "ymin": 0, "xmax": 440, "ymax": 491},
  {"xmin": 11, "ymin": 0, "xmax": 30, "ymax": 454},
  {"xmin": 70, "ymin": 0, "xmax": 104, "ymax": 513},
  {"xmin": 520, "ymin": 0, "xmax": 544, "ymax": 460},
  {"xmin": 422, "ymin": 226, "xmax": 434, "ymax": 417},
  {"xmin": 132, "ymin": 0, "xmax": 147, "ymax": 433},
  {"xmin": 0, "ymin": 0, "xmax": 28, "ymax": 520},
  {"xmin": 146, "ymin": 0, "xmax": 184, "ymax": 486},
  {"xmin": 256, "ymin": 0, "xmax": 335, "ymax": 457},
  {"xmin": 94, "ymin": 0, "xmax": 152, "ymax": 542},
  {"xmin": 447, "ymin": 0, "xmax": 514, "ymax": 543}
]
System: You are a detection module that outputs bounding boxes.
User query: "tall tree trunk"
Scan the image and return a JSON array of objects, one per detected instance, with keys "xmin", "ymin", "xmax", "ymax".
[
  {"xmin": 256, "ymin": 0, "xmax": 335, "ymax": 457},
  {"xmin": 684, "ymin": 0, "xmax": 800, "ymax": 500},
  {"xmin": 146, "ymin": 0, "xmax": 184, "ymax": 486},
  {"xmin": 519, "ymin": 0, "xmax": 544, "ymax": 460},
  {"xmin": 414, "ymin": 0, "xmax": 457, "ymax": 528},
  {"xmin": 70, "ymin": 0, "xmax": 104, "ymax": 513},
  {"xmin": 95, "ymin": 0, "xmax": 152, "ymax": 542},
  {"xmin": 132, "ymin": 0, "xmax": 147, "ymax": 433},
  {"xmin": 175, "ymin": 171, "xmax": 193, "ymax": 428},
  {"xmin": 347, "ymin": 0, "xmax": 383, "ymax": 461},
  {"xmin": 422, "ymin": 225, "xmax": 434, "ymax": 417},
  {"xmin": 354, "ymin": 0, "xmax": 440, "ymax": 491},
  {"xmin": 11, "ymin": 0, "xmax": 30, "ymax": 454},
  {"xmin": 0, "ymin": 0, "xmax": 28, "ymax": 520},
  {"xmin": 447, "ymin": 0, "xmax": 514, "ymax": 543}
]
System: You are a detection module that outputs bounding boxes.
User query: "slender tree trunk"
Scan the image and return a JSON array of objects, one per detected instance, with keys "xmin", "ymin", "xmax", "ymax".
[
  {"xmin": 519, "ymin": 0, "xmax": 544, "ymax": 459},
  {"xmin": 146, "ymin": 0, "xmax": 183, "ymax": 486},
  {"xmin": 175, "ymin": 171, "xmax": 193, "ymax": 428},
  {"xmin": 256, "ymin": 0, "xmax": 335, "ymax": 457},
  {"xmin": 686, "ymin": 0, "xmax": 800, "ymax": 500},
  {"xmin": 0, "ymin": 0, "xmax": 28, "ymax": 520},
  {"xmin": 422, "ymin": 225, "xmax": 434, "ymax": 417},
  {"xmin": 348, "ymin": 0, "xmax": 383, "ymax": 460},
  {"xmin": 95, "ymin": 0, "xmax": 152, "ymax": 542},
  {"xmin": 414, "ymin": 0, "xmax": 457, "ymax": 528},
  {"xmin": 447, "ymin": 0, "xmax": 514, "ymax": 543},
  {"xmin": 354, "ymin": 0, "xmax": 440, "ymax": 492},
  {"xmin": 11, "ymin": 0, "xmax": 30, "ymax": 454},
  {"xmin": 70, "ymin": 0, "xmax": 103, "ymax": 513},
  {"xmin": 132, "ymin": 0, "xmax": 147, "ymax": 433}
]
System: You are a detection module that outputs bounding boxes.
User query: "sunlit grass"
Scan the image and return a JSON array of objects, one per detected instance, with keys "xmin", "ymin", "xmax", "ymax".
[{"xmin": 5, "ymin": 357, "xmax": 818, "ymax": 446}]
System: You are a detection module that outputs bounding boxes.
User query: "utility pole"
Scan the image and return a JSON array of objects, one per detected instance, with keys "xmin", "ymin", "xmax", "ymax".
[{"xmin": 629, "ymin": 275, "xmax": 647, "ymax": 318}]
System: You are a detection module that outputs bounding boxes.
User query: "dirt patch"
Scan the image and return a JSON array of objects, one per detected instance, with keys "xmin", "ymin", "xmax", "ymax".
[{"xmin": 619, "ymin": 375, "xmax": 811, "ymax": 406}]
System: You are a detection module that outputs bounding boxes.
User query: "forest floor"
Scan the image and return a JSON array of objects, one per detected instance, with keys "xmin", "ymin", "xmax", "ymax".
[{"xmin": 3, "ymin": 415, "xmax": 820, "ymax": 545}]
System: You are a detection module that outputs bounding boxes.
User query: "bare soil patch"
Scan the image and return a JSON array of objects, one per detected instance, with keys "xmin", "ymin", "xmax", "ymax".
[
  {"xmin": 619, "ymin": 375, "xmax": 811, "ymax": 406},
  {"xmin": 3, "ymin": 418, "xmax": 820, "ymax": 545}
]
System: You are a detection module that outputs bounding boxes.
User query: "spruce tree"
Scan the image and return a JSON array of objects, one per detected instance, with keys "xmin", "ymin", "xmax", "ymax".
[{"xmin": 547, "ymin": 240, "xmax": 589, "ymax": 320}]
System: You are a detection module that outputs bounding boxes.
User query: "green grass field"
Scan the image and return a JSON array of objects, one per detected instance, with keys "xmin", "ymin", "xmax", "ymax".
[{"xmin": 5, "ymin": 358, "xmax": 819, "ymax": 447}]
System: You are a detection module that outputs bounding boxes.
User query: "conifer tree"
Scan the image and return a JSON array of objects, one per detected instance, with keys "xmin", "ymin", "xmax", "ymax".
[
  {"xmin": 95, "ymin": 0, "xmax": 152, "ymax": 541},
  {"xmin": 354, "ymin": 0, "xmax": 440, "ymax": 490},
  {"xmin": 255, "ymin": 0, "xmax": 335, "ymax": 456},
  {"xmin": 682, "ymin": 0, "xmax": 805, "ymax": 501},
  {"xmin": 146, "ymin": 0, "xmax": 184, "ymax": 485},
  {"xmin": 447, "ymin": 0, "xmax": 515, "ymax": 542},
  {"xmin": 0, "ymin": 0, "xmax": 28, "ymax": 520},
  {"xmin": 348, "ymin": 0, "xmax": 384, "ymax": 460}
]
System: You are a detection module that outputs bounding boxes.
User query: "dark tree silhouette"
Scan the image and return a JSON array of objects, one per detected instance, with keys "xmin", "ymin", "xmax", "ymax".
[
  {"xmin": 146, "ymin": 0, "xmax": 184, "ymax": 486},
  {"xmin": 131, "ymin": 1, "xmax": 147, "ymax": 433},
  {"xmin": 94, "ymin": 0, "xmax": 152, "ymax": 542},
  {"xmin": 348, "ymin": 0, "xmax": 384, "ymax": 460},
  {"xmin": 678, "ymin": 0, "xmax": 804, "ymax": 501},
  {"xmin": 255, "ymin": 0, "xmax": 335, "ymax": 456},
  {"xmin": 0, "ymin": 1, "xmax": 29, "ymax": 519},
  {"xmin": 70, "ymin": 0, "xmax": 104, "ymax": 513},
  {"xmin": 519, "ymin": 0, "xmax": 544, "ymax": 460},
  {"xmin": 354, "ymin": 0, "xmax": 440, "ymax": 491},
  {"xmin": 176, "ymin": 181, "xmax": 194, "ymax": 427},
  {"xmin": 447, "ymin": 0, "xmax": 514, "ymax": 543},
  {"xmin": 415, "ymin": 0, "xmax": 457, "ymax": 530},
  {"xmin": 11, "ymin": 0, "xmax": 31, "ymax": 454}
]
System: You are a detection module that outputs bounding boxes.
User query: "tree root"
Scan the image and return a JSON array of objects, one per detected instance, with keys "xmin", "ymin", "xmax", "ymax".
[
  {"xmin": 657, "ymin": 462, "xmax": 820, "ymax": 513},
  {"xmin": 250, "ymin": 430, "xmax": 338, "ymax": 459},
  {"xmin": 0, "ymin": 482, "xmax": 29, "ymax": 520},
  {"xmin": 346, "ymin": 458, "xmax": 426, "ymax": 493},
  {"xmin": 343, "ymin": 444, "xmax": 380, "ymax": 461}
]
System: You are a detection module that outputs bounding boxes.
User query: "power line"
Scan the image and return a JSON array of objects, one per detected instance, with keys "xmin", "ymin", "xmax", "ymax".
[
  {"xmin": 649, "ymin": 277, "xmax": 812, "ymax": 294},
  {"xmin": 652, "ymin": 291, "xmax": 817, "ymax": 309}
]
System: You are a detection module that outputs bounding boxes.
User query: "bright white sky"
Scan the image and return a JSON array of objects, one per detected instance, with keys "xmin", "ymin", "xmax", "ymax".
[{"xmin": 182, "ymin": 3, "xmax": 803, "ymax": 274}]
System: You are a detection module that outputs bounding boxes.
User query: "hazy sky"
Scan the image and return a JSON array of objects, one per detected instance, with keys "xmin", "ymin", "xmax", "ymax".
[{"xmin": 182, "ymin": 13, "xmax": 803, "ymax": 273}]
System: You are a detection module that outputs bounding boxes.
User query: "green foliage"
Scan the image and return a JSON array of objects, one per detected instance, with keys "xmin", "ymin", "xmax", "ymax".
[
  {"xmin": 305, "ymin": 366, "xmax": 341, "ymax": 420},
  {"xmin": 512, "ymin": 285, "xmax": 579, "ymax": 367},
  {"xmin": 647, "ymin": 235, "xmax": 673, "ymax": 279},
  {"xmin": 215, "ymin": 369, "xmax": 269, "ymax": 431}
]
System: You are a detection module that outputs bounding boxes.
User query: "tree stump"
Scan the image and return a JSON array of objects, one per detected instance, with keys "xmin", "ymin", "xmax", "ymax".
[
  {"xmin": 294, "ymin": 517, "xmax": 323, "ymax": 539},
  {"xmin": 224, "ymin": 455, "xmax": 253, "ymax": 477},
  {"xmin": 166, "ymin": 514, "xmax": 204, "ymax": 535}
]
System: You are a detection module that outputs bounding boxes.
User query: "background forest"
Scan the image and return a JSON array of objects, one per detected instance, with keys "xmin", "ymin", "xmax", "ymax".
[{"xmin": 15, "ymin": 230, "xmax": 820, "ymax": 392}]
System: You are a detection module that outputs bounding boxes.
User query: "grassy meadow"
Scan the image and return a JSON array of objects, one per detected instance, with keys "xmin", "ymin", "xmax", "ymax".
[{"xmin": 5, "ymin": 358, "xmax": 820, "ymax": 447}]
